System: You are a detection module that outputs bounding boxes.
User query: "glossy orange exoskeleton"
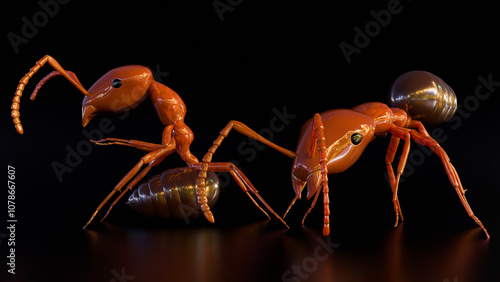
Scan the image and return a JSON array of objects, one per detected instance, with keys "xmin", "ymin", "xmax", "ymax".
[
  {"xmin": 195, "ymin": 71, "xmax": 489, "ymax": 238},
  {"xmin": 11, "ymin": 55, "xmax": 291, "ymax": 228},
  {"xmin": 11, "ymin": 56, "xmax": 489, "ymax": 239}
]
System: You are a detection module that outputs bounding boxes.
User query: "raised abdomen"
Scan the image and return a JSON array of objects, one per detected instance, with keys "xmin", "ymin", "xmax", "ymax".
[
  {"xmin": 389, "ymin": 71, "xmax": 457, "ymax": 124},
  {"xmin": 128, "ymin": 167, "xmax": 220, "ymax": 220}
]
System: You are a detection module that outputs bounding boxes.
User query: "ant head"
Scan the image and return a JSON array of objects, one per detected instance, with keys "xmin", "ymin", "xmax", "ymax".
[
  {"xmin": 82, "ymin": 66, "xmax": 153, "ymax": 127},
  {"xmin": 292, "ymin": 110, "xmax": 376, "ymax": 200}
]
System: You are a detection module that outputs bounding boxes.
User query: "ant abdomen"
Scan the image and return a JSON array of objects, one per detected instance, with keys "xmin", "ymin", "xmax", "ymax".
[
  {"xmin": 389, "ymin": 71, "xmax": 457, "ymax": 124},
  {"xmin": 128, "ymin": 167, "xmax": 220, "ymax": 220}
]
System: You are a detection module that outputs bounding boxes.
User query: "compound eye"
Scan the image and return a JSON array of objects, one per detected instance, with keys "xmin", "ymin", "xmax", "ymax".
[
  {"xmin": 351, "ymin": 133, "xmax": 363, "ymax": 145},
  {"xmin": 112, "ymin": 78, "xmax": 122, "ymax": 88}
]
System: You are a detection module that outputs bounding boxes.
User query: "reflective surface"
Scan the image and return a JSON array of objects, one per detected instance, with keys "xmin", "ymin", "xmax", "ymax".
[
  {"xmin": 10, "ymin": 217, "xmax": 496, "ymax": 282},
  {"xmin": 5, "ymin": 1, "xmax": 499, "ymax": 281},
  {"xmin": 389, "ymin": 71, "xmax": 457, "ymax": 125}
]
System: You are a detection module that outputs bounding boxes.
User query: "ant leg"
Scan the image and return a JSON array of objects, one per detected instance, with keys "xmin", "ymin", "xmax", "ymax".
[
  {"xmin": 83, "ymin": 144, "xmax": 175, "ymax": 228},
  {"xmin": 92, "ymin": 125, "xmax": 175, "ymax": 152},
  {"xmin": 301, "ymin": 182, "xmax": 322, "ymax": 226},
  {"xmin": 385, "ymin": 135, "xmax": 403, "ymax": 225},
  {"xmin": 284, "ymin": 114, "xmax": 331, "ymax": 235},
  {"xmin": 408, "ymin": 127, "xmax": 489, "ymax": 239},
  {"xmin": 194, "ymin": 120, "xmax": 295, "ymax": 224},
  {"xmin": 100, "ymin": 164, "xmax": 153, "ymax": 221},
  {"xmin": 92, "ymin": 138, "xmax": 164, "ymax": 152},
  {"xmin": 296, "ymin": 114, "xmax": 331, "ymax": 235},
  {"xmin": 201, "ymin": 120, "xmax": 296, "ymax": 164},
  {"xmin": 283, "ymin": 195, "xmax": 299, "ymax": 219},
  {"xmin": 101, "ymin": 147, "xmax": 175, "ymax": 222},
  {"xmin": 285, "ymin": 175, "xmax": 306, "ymax": 218},
  {"xmin": 386, "ymin": 127, "xmax": 412, "ymax": 227},
  {"xmin": 190, "ymin": 162, "xmax": 289, "ymax": 228}
]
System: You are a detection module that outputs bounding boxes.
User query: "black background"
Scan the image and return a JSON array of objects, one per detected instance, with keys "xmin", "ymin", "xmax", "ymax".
[{"xmin": 2, "ymin": 1, "xmax": 500, "ymax": 281}]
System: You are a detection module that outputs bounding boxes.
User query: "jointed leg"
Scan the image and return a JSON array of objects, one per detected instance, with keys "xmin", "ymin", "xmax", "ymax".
[
  {"xmin": 194, "ymin": 120, "xmax": 296, "ymax": 224},
  {"xmin": 301, "ymin": 181, "xmax": 322, "ymax": 226},
  {"xmin": 385, "ymin": 135, "xmax": 403, "ymax": 224},
  {"xmin": 91, "ymin": 138, "xmax": 164, "ymax": 152},
  {"xmin": 190, "ymin": 162, "xmax": 289, "ymax": 228},
  {"xmin": 296, "ymin": 114, "xmax": 330, "ymax": 236},
  {"xmin": 83, "ymin": 145, "xmax": 175, "ymax": 228},
  {"xmin": 386, "ymin": 127, "xmax": 412, "ymax": 227},
  {"xmin": 201, "ymin": 120, "xmax": 296, "ymax": 164},
  {"xmin": 83, "ymin": 159, "xmax": 147, "ymax": 228},
  {"xmin": 408, "ymin": 121, "xmax": 489, "ymax": 239},
  {"xmin": 100, "ymin": 163, "xmax": 153, "ymax": 222},
  {"xmin": 283, "ymin": 196, "xmax": 299, "ymax": 219},
  {"xmin": 91, "ymin": 125, "xmax": 174, "ymax": 152}
]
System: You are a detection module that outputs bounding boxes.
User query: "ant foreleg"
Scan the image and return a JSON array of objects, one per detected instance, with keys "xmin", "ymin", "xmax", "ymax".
[
  {"xmin": 92, "ymin": 138, "xmax": 164, "ymax": 152},
  {"xmin": 91, "ymin": 125, "xmax": 175, "ymax": 152}
]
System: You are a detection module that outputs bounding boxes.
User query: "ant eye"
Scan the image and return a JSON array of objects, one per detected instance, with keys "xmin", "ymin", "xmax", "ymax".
[
  {"xmin": 351, "ymin": 133, "xmax": 363, "ymax": 145},
  {"xmin": 112, "ymin": 79, "xmax": 122, "ymax": 88}
]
